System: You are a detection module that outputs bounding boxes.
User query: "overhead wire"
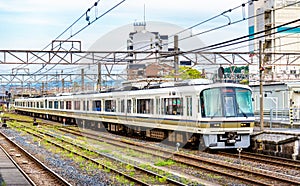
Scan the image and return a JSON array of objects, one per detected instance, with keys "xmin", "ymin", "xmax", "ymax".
[
  {"xmin": 11, "ymin": 1, "xmax": 300, "ymax": 88},
  {"xmin": 29, "ymin": 0, "xmax": 126, "ymax": 77}
]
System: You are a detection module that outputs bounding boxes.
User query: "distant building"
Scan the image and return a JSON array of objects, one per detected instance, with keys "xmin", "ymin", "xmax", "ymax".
[
  {"xmin": 127, "ymin": 62, "xmax": 173, "ymax": 80},
  {"xmin": 127, "ymin": 22, "xmax": 173, "ymax": 80},
  {"xmin": 248, "ymin": 0, "xmax": 300, "ymax": 81}
]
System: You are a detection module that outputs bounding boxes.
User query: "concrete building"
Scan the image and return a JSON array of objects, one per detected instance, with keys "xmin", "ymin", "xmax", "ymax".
[
  {"xmin": 126, "ymin": 21, "xmax": 173, "ymax": 80},
  {"xmin": 248, "ymin": 0, "xmax": 300, "ymax": 81}
]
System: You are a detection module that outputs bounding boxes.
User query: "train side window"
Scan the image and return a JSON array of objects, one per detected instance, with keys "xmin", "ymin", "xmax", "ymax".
[
  {"xmin": 156, "ymin": 97, "xmax": 160, "ymax": 115},
  {"xmin": 87, "ymin": 101, "xmax": 90, "ymax": 111},
  {"xmin": 137, "ymin": 99, "xmax": 153, "ymax": 114},
  {"xmin": 127, "ymin": 99, "xmax": 131, "ymax": 113},
  {"xmin": 120, "ymin": 99, "xmax": 125, "ymax": 113},
  {"xmin": 66, "ymin": 101, "xmax": 72, "ymax": 110},
  {"xmin": 74, "ymin": 101, "xmax": 80, "ymax": 110},
  {"xmin": 93, "ymin": 100, "xmax": 101, "ymax": 111},
  {"xmin": 60, "ymin": 101, "xmax": 64, "ymax": 109},
  {"xmin": 83, "ymin": 101, "xmax": 89, "ymax": 111},
  {"xmin": 49, "ymin": 101, "xmax": 53, "ymax": 109},
  {"xmin": 163, "ymin": 98, "xmax": 183, "ymax": 115},
  {"xmin": 186, "ymin": 96, "xmax": 192, "ymax": 116},
  {"xmin": 105, "ymin": 100, "xmax": 116, "ymax": 112},
  {"xmin": 54, "ymin": 101, "xmax": 59, "ymax": 109},
  {"xmin": 132, "ymin": 98, "xmax": 136, "ymax": 113}
]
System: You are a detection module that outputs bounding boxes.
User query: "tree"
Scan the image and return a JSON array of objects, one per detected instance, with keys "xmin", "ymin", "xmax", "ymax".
[
  {"xmin": 166, "ymin": 66, "xmax": 202, "ymax": 80},
  {"xmin": 179, "ymin": 66, "xmax": 201, "ymax": 79}
]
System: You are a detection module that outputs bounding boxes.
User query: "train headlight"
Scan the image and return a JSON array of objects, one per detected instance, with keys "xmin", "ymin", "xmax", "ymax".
[
  {"xmin": 210, "ymin": 123, "xmax": 221, "ymax": 128},
  {"xmin": 240, "ymin": 123, "xmax": 250, "ymax": 127}
]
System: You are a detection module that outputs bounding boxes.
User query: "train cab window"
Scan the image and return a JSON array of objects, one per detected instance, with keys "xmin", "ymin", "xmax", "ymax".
[
  {"xmin": 92, "ymin": 100, "xmax": 101, "ymax": 111},
  {"xmin": 163, "ymin": 98, "xmax": 183, "ymax": 115},
  {"xmin": 224, "ymin": 96, "xmax": 235, "ymax": 117},
  {"xmin": 105, "ymin": 100, "xmax": 116, "ymax": 112},
  {"xmin": 200, "ymin": 87, "xmax": 254, "ymax": 118},
  {"xmin": 137, "ymin": 99, "xmax": 153, "ymax": 114},
  {"xmin": 235, "ymin": 88, "xmax": 254, "ymax": 117},
  {"xmin": 200, "ymin": 88, "xmax": 222, "ymax": 117}
]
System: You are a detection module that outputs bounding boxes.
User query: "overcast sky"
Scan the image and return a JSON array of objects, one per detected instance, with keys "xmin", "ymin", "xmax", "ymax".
[{"xmin": 0, "ymin": 0, "xmax": 250, "ymax": 51}]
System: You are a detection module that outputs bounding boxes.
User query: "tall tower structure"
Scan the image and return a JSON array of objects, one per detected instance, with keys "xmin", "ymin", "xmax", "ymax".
[{"xmin": 249, "ymin": 0, "xmax": 300, "ymax": 81}]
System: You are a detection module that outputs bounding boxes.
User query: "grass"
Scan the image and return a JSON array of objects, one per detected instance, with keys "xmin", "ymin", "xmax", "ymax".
[
  {"xmin": 98, "ymin": 149, "xmax": 111, "ymax": 153},
  {"xmin": 114, "ymin": 175, "xmax": 133, "ymax": 186},
  {"xmin": 154, "ymin": 159, "xmax": 175, "ymax": 166}
]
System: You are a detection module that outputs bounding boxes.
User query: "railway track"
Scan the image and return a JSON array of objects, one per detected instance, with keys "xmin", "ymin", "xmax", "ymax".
[
  {"xmin": 218, "ymin": 151, "xmax": 300, "ymax": 170},
  {"xmin": 60, "ymin": 126, "xmax": 300, "ymax": 186},
  {"xmin": 8, "ymin": 121, "xmax": 192, "ymax": 185},
  {"xmin": 4, "ymin": 114, "xmax": 300, "ymax": 185},
  {"xmin": 0, "ymin": 130, "xmax": 72, "ymax": 186}
]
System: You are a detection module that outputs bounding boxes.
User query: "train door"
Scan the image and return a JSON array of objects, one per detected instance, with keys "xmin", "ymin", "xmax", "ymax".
[{"xmin": 186, "ymin": 96, "xmax": 193, "ymax": 124}]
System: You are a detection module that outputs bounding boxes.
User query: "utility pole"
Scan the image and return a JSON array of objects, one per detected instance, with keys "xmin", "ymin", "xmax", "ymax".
[
  {"xmin": 174, "ymin": 35, "xmax": 179, "ymax": 82},
  {"xmin": 61, "ymin": 70, "xmax": 64, "ymax": 93},
  {"xmin": 81, "ymin": 69, "xmax": 84, "ymax": 92},
  {"xmin": 97, "ymin": 63, "xmax": 101, "ymax": 91},
  {"xmin": 259, "ymin": 40, "xmax": 264, "ymax": 131},
  {"xmin": 61, "ymin": 78, "xmax": 65, "ymax": 93}
]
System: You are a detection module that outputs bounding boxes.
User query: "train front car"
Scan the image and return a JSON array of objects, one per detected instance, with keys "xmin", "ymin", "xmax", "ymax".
[{"xmin": 199, "ymin": 83, "xmax": 254, "ymax": 149}]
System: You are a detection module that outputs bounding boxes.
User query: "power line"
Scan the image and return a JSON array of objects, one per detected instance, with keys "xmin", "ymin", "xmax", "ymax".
[{"xmin": 30, "ymin": 0, "xmax": 126, "ymax": 77}]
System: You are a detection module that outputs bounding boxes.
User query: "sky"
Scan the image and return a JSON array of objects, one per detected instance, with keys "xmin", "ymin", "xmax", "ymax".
[
  {"xmin": 0, "ymin": 0, "xmax": 251, "ymax": 87},
  {"xmin": 0, "ymin": 0, "xmax": 250, "ymax": 51}
]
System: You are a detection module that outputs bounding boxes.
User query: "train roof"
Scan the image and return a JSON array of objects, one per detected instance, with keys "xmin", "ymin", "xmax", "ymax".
[{"xmin": 15, "ymin": 81, "xmax": 251, "ymax": 101}]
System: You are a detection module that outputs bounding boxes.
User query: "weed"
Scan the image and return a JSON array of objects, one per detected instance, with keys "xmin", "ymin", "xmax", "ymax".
[
  {"xmin": 158, "ymin": 176, "xmax": 167, "ymax": 183},
  {"xmin": 154, "ymin": 159, "xmax": 175, "ymax": 166}
]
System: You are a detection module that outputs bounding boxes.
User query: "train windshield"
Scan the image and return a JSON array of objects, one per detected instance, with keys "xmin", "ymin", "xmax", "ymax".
[{"xmin": 200, "ymin": 87, "xmax": 254, "ymax": 118}]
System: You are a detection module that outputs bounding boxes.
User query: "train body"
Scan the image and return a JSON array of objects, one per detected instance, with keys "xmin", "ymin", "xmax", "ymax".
[{"xmin": 14, "ymin": 80, "xmax": 255, "ymax": 150}]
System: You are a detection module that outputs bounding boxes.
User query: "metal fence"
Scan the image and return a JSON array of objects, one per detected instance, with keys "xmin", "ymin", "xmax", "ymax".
[{"xmin": 255, "ymin": 108, "xmax": 300, "ymax": 129}]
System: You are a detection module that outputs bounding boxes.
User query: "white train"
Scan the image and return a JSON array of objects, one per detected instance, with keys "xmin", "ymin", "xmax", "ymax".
[{"xmin": 14, "ymin": 80, "xmax": 255, "ymax": 150}]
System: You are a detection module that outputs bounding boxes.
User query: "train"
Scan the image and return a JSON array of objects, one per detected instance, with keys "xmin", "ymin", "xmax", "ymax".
[{"xmin": 14, "ymin": 79, "xmax": 255, "ymax": 150}]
